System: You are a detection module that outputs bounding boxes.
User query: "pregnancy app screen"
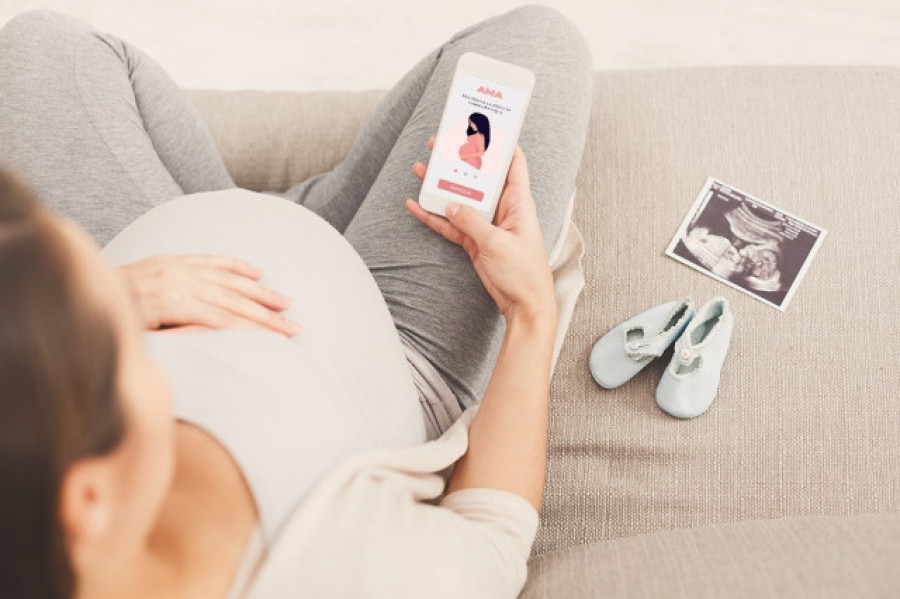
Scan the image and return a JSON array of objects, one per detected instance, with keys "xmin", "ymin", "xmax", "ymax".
[{"xmin": 425, "ymin": 72, "xmax": 528, "ymax": 210}]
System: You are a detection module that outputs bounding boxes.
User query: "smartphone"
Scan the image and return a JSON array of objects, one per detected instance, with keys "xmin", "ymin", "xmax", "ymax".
[{"xmin": 419, "ymin": 52, "xmax": 535, "ymax": 223}]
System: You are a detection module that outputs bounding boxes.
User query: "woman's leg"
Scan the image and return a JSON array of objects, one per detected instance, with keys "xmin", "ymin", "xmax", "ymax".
[
  {"xmin": 288, "ymin": 4, "xmax": 594, "ymax": 409},
  {"xmin": 0, "ymin": 10, "xmax": 235, "ymax": 247}
]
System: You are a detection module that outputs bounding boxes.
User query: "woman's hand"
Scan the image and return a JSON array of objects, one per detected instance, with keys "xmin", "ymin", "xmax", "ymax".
[
  {"xmin": 117, "ymin": 254, "xmax": 301, "ymax": 337},
  {"xmin": 405, "ymin": 136, "xmax": 556, "ymax": 323}
]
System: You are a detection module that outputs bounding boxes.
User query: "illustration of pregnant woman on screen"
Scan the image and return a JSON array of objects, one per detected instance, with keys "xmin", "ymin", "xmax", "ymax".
[{"xmin": 458, "ymin": 112, "xmax": 490, "ymax": 169}]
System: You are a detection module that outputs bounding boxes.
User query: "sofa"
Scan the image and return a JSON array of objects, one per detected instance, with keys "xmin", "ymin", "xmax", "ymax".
[{"xmin": 186, "ymin": 64, "xmax": 900, "ymax": 597}]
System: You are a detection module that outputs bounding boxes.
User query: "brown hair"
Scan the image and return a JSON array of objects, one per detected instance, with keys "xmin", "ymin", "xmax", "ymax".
[{"xmin": 0, "ymin": 166, "xmax": 126, "ymax": 598}]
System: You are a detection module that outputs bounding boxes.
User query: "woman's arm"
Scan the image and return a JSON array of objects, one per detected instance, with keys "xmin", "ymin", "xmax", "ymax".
[
  {"xmin": 406, "ymin": 139, "xmax": 557, "ymax": 513},
  {"xmin": 444, "ymin": 303, "xmax": 556, "ymax": 512}
]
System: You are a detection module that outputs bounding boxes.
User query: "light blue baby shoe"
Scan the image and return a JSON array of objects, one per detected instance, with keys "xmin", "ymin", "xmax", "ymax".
[
  {"xmin": 590, "ymin": 298, "xmax": 695, "ymax": 389},
  {"xmin": 656, "ymin": 296, "xmax": 734, "ymax": 419}
]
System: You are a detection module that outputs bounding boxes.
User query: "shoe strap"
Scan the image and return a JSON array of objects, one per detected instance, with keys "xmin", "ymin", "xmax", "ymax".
[
  {"xmin": 623, "ymin": 328, "xmax": 672, "ymax": 360},
  {"xmin": 672, "ymin": 336, "xmax": 700, "ymax": 366}
]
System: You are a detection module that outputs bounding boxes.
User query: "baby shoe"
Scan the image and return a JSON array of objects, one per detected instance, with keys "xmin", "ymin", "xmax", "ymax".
[
  {"xmin": 590, "ymin": 298, "xmax": 695, "ymax": 389},
  {"xmin": 656, "ymin": 296, "xmax": 734, "ymax": 419}
]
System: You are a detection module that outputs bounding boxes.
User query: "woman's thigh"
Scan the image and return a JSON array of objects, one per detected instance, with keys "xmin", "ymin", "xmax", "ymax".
[
  {"xmin": 0, "ymin": 10, "xmax": 234, "ymax": 247},
  {"xmin": 344, "ymin": 5, "xmax": 594, "ymax": 409}
]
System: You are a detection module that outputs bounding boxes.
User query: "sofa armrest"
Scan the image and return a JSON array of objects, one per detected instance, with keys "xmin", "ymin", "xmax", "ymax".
[{"xmin": 186, "ymin": 89, "xmax": 385, "ymax": 193}]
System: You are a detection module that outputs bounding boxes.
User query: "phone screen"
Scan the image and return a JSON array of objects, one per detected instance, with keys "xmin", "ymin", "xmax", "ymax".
[{"xmin": 424, "ymin": 71, "xmax": 529, "ymax": 213}]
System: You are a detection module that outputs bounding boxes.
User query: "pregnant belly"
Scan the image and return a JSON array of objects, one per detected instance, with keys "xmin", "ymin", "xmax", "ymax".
[
  {"xmin": 106, "ymin": 188, "xmax": 429, "ymax": 542},
  {"xmin": 459, "ymin": 140, "xmax": 483, "ymax": 169},
  {"xmin": 101, "ymin": 189, "xmax": 427, "ymax": 450}
]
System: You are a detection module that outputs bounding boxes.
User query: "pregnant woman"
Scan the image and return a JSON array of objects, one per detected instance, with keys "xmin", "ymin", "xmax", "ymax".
[
  {"xmin": 0, "ymin": 5, "xmax": 592, "ymax": 598},
  {"xmin": 459, "ymin": 112, "xmax": 491, "ymax": 169}
]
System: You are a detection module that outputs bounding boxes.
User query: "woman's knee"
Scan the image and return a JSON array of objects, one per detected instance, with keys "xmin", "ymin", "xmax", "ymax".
[
  {"xmin": 0, "ymin": 10, "xmax": 98, "ymax": 66},
  {"xmin": 502, "ymin": 4, "xmax": 593, "ymax": 72},
  {"xmin": 0, "ymin": 10, "xmax": 129, "ymax": 88},
  {"xmin": 1, "ymin": 9, "xmax": 92, "ymax": 41}
]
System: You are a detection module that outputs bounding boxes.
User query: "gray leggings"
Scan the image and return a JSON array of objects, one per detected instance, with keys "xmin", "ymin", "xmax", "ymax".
[{"xmin": 0, "ymin": 6, "xmax": 593, "ymax": 410}]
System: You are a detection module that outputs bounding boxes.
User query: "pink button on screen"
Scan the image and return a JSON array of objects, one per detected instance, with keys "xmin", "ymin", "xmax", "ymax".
[{"xmin": 437, "ymin": 179, "xmax": 484, "ymax": 202}]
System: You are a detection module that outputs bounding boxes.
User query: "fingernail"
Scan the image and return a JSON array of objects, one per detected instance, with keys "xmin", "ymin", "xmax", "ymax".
[
  {"xmin": 277, "ymin": 293, "xmax": 291, "ymax": 306},
  {"xmin": 284, "ymin": 320, "xmax": 301, "ymax": 335},
  {"xmin": 447, "ymin": 203, "xmax": 459, "ymax": 218}
]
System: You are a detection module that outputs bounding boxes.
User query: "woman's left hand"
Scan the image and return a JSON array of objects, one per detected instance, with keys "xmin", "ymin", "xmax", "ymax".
[{"xmin": 117, "ymin": 254, "xmax": 301, "ymax": 337}]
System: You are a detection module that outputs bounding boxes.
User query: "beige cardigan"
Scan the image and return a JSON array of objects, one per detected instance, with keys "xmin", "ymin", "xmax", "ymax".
[{"xmin": 241, "ymin": 402, "xmax": 539, "ymax": 598}]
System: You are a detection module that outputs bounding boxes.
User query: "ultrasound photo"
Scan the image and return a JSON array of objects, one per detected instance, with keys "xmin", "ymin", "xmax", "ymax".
[{"xmin": 666, "ymin": 178, "xmax": 827, "ymax": 311}]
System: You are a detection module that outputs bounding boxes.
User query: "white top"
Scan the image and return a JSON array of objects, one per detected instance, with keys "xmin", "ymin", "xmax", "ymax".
[
  {"xmin": 239, "ymin": 403, "xmax": 539, "ymax": 599},
  {"xmin": 101, "ymin": 189, "xmax": 548, "ymax": 598},
  {"xmin": 101, "ymin": 189, "xmax": 431, "ymax": 543}
]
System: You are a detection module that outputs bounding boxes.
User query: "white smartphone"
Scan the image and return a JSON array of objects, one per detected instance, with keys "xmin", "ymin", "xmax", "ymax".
[{"xmin": 419, "ymin": 52, "xmax": 535, "ymax": 223}]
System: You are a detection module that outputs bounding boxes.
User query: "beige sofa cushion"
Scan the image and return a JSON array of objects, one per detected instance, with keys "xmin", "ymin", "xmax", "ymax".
[
  {"xmin": 522, "ymin": 513, "xmax": 900, "ymax": 598},
  {"xmin": 187, "ymin": 64, "xmax": 900, "ymax": 570},
  {"xmin": 536, "ymin": 65, "xmax": 899, "ymax": 557},
  {"xmin": 188, "ymin": 89, "xmax": 384, "ymax": 193}
]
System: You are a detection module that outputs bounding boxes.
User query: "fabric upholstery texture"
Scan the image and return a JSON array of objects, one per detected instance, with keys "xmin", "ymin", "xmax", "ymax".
[
  {"xmin": 521, "ymin": 513, "xmax": 900, "ymax": 598},
  {"xmin": 187, "ymin": 89, "xmax": 384, "ymax": 193},
  {"xmin": 185, "ymin": 64, "xmax": 900, "ymax": 595}
]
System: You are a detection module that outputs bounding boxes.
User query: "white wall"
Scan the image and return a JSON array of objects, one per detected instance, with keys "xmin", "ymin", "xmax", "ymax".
[{"xmin": 2, "ymin": 0, "xmax": 898, "ymax": 91}]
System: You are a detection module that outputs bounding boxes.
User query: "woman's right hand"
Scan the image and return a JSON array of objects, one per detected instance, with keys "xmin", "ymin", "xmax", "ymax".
[
  {"xmin": 405, "ymin": 137, "xmax": 557, "ymax": 323},
  {"xmin": 117, "ymin": 254, "xmax": 300, "ymax": 337}
]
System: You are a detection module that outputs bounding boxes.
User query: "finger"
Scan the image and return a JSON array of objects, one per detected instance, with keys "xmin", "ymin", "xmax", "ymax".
[
  {"xmin": 404, "ymin": 199, "xmax": 467, "ymax": 246},
  {"xmin": 405, "ymin": 198, "xmax": 465, "ymax": 244},
  {"xmin": 188, "ymin": 299, "xmax": 296, "ymax": 337},
  {"xmin": 191, "ymin": 266, "xmax": 291, "ymax": 311},
  {"xmin": 179, "ymin": 254, "xmax": 264, "ymax": 279},
  {"xmin": 412, "ymin": 161, "xmax": 427, "ymax": 181},
  {"xmin": 505, "ymin": 144, "xmax": 530, "ymax": 188},
  {"xmin": 193, "ymin": 283, "xmax": 301, "ymax": 336},
  {"xmin": 410, "ymin": 135, "xmax": 435, "ymax": 181},
  {"xmin": 445, "ymin": 202, "xmax": 494, "ymax": 246},
  {"xmin": 154, "ymin": 324, "xmax": 216, "ymax": 334}
]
